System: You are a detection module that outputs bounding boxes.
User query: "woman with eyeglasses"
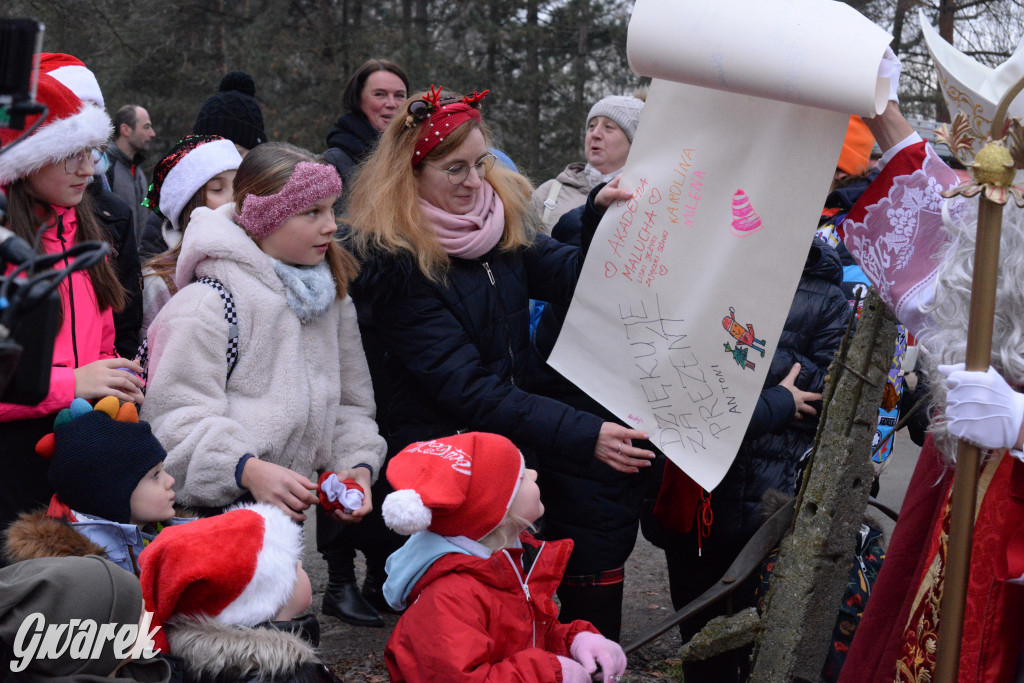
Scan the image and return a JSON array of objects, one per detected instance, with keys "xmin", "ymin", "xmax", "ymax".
[
  {"xmin": 342, "ymin": 88, "xmax": 655, "ymax": 635},
  {"xmin": 0, "ymin": 73, "xmax": 144, "ymax": 534}
]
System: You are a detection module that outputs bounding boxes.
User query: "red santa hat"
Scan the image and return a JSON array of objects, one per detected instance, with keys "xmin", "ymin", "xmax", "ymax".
[
  {"xmin": 38, "ymin": 53, "xmax": 105, "ymax": 108},
  {"xmin": 382, "ymin": 432, "xmax": 525, "ymax": 542},
  {"xmin": 138, "ymin": 503, "xmax": 302, "ymax": 653},
  {"xmin": 0, "ymin": 72, "xmax": 112, "ymax": 186}
]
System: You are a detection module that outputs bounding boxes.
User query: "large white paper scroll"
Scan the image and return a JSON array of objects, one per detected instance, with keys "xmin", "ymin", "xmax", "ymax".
[
  {"xmin": 548, "ymin": 0, "xmax": 892, "ymax": 492},
  {"xmin": 627, "ymin": 0, "xmax": 893, "ymax": 117}
]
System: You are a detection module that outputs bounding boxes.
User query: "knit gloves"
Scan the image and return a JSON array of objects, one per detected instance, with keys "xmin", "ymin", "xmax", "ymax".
[
  {"xmin": 570, "ymin": 631, "xmax": 627, "ymax": 681},
  {"xmin": 557, "ymin": 656, "xmax": 591, "ymax": 683},
  {"xmin": 940, "ymin": 364, "xmax": 1024, "ymax": 458}
]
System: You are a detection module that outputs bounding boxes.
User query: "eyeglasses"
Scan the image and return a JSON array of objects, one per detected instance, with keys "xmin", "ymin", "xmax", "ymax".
[
  {"xmin": 64, "ymin": 147, "xmax": 105, "ymax": 174},
  {"xmin": 423, "ymin": 153, "xmax": 497, "ymax": 185}
]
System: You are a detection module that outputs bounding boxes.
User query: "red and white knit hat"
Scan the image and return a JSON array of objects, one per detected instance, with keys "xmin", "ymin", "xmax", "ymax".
[
  {"xmin": 38, "ymin": 53, "xmax": 105, "ymax": 108},
  {"xmin": 382, "ymin": 432, "xmax": 526, "ymax": 542},
  {"xmin": 138, "ymin": 503, "xmax": 303, "ymax": 653},
  {"xmin": 0, "ymin": 72, "xmax": 112, "ymax": 186}
]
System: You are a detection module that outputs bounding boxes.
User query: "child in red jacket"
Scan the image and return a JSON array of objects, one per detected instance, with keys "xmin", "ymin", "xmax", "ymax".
[{"xmin": 381, "ymin": 432, "xmax": 626, "ymax": 682}]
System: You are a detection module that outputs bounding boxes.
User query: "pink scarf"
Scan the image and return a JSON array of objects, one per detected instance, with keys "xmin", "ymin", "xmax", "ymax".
[{"xmin": 418, "ymin": 181, "xmax": 505, "ymax": 259}]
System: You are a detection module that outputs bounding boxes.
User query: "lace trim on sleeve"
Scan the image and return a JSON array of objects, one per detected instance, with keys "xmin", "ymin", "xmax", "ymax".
[{"xmin": 843, "ymin": 145, "xmax": 964, "ymax": 336}]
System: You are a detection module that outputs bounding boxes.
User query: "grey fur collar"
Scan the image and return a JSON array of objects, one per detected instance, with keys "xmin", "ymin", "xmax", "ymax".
[
  {"xmin": 271, "ymin": 259, "xmax": 335, "ymax": 324},
  {"xmin": 166, "ymin": 615, "xmax": 318, "ymax": 680}
]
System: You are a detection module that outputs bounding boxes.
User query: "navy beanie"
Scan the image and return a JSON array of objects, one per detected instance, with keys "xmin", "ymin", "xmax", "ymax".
[
  {"xmin": 47, "ymin": 411, "xmax": 167, "ymax": 524},
  {"xmin": 192, "ymin": 71, "xmax": 266, "ymax": 151}
]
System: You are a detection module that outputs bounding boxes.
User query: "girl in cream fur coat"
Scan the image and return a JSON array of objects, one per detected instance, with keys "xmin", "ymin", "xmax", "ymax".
[{"xmin": 141, "ymin": 142, "xmax": 385, "ymax": 524}]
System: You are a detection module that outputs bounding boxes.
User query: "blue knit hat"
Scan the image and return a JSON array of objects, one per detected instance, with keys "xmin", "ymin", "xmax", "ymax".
[{"xmin": 45, "ymin": 400, "xmax": 167, "ymax": 524}]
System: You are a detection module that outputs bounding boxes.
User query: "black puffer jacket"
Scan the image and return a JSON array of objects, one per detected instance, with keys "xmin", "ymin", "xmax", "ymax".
[
  {"xmin": 528, "ymin": 201, "xmax": 662, "ymax": 575},
  {"xmin": 350, "ymin": 226, "xmax": 604, "ymax": 463},
  {"xmin": 323, "ymin": 111, "xmax": 378, "ymax": 188},
  {"xmin": 87, "ymin": 182, "xmax": 142, "ymax": 359},
  {"xmin": 711, "ymin": 237, "xmax": 849, "ymax": 547}
]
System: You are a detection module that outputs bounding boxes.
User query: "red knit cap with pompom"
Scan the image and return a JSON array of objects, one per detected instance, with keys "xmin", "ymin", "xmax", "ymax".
[{"xmin": 382, "ymin": 432, "xmax": 524, "ymax": 541}]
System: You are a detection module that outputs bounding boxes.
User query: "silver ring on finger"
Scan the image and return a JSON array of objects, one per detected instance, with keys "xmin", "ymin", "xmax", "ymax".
[{"xmin": 617, "ymin": 442, "xmax": 621, "ymax": 455}]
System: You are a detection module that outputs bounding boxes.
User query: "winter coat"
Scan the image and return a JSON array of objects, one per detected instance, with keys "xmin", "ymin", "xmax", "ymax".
[
  {"xmin": 323, "ymin": 111, "xmax": 378, "ymax": 196},
  {"xmin": 4, "ymin": 497, "xmax": 191, "ymax": 574},
  {"xmin": 0, "ymin": 206, "xmax": 116, "ymax": 421},
  {"xmin": 164, "ymin": 616, "xmax": 340, "ymax": 683},
  {"xmin": 0, "ymin": 555, "xmax": 173, "ymax": 682},
  {"xmin": 103, "ymin": 144, "xmax": 153, "ymax": 244},
  {"xmin": 350, "ymin": 212, "xmax": 604, "ymax": 463},
  {"xmin": 528, "ymin": 163, "xmax": 593, "ymax": 234},
  {"xmin": 139, "ymin": 211, "xmax": 182, "ymax": 259},
  {"xmin": 140, "ymin": 203, "xmax": 386, "ymax": 508},
  {"xmin": 141, "ymin": 269, "xmax": 172, "ymax": 343},
  {"xmin": 526, "ymin": 199, "xmax": 663, "ymax": 575},
  {"xmin": 384, "ymin": 532, "xmax": 599, "ymax": 682},
  {"xmin": 88, "ymin": 182, "xmax": 143, "ymax": 359},
  {"xmin": 711, "ymin": 237, "xmax": 850, "ymax": 547}
]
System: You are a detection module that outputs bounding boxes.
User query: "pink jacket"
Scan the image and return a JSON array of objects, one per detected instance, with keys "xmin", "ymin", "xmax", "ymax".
[{"xmin": 0, "ymin": 206, "xmax": 116, "ymax": 420}]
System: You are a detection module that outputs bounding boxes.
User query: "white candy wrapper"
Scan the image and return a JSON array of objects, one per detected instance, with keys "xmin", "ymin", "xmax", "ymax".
[{"xmin": 321, "ymin": 473, "xmax": 365, "ymax": 513}]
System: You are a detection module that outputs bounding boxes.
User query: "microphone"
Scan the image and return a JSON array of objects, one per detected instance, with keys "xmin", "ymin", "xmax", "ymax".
[{"xmin": 0, "ymin": 226, "xmax": 36, "ymax": 266}]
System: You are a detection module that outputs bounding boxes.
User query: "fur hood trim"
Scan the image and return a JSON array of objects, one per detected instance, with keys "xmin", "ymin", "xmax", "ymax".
[
  {"xmin": 166, "ymin": 615, "xmax": 317, "ymax": 680},
  {"xmin": 0, "ymin": 103, "xmax": 111, "ymax": 186},
  {"xmin": 4, "ymin": 510, "xmax": 105, "ymax": 564},
  {"xmin": 174, "ymin": 203, "xmax": 283, "ymax": 295}
]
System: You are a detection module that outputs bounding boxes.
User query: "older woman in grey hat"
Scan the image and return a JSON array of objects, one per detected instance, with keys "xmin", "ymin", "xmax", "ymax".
[{"xmin": 529, "ymin": 93, "xmax": 645, "ymax": 233}]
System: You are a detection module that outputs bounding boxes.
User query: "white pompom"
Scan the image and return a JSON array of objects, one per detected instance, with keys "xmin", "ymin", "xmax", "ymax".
[{"xmin": 382, "ymin": 489, "xmax": 432, "ymax": 535}]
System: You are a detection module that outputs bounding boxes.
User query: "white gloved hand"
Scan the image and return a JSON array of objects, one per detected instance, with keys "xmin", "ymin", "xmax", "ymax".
[
  {"xmin": 878, "ymin": 46, "xmax": 902, "ymax": 104},
  {"xmin": 939, "ymin": 364, "xmax": 1024, "ymax": 451},
  {"xmin": 557, "ymin": 656, "xmax": 591, "ymax": 683}
]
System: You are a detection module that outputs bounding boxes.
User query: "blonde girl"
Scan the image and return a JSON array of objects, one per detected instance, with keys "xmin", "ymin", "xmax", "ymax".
[{"xmin": 141, "ymin": 142, "xmax": 385, "ymax": 523}]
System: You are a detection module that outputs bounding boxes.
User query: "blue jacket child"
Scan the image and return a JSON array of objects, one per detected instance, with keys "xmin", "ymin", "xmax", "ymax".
[{"xmin": 4, "ymin": 396, "xmax": 187, "ymax": 574}]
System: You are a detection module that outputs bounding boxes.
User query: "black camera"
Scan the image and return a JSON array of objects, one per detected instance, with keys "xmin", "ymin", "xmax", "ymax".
[
  {"xmin": 0, "ymin": 19, "xmax": 45, "ymax": 130},
  {"xmin": 0, "ymin": 17, "xmax": 62, "ymax": 406}
]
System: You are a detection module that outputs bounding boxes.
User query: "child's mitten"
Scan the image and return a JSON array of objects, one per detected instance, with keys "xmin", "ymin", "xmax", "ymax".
[
  {"xmin": 571, "ymin": 631, "xmax": 627, "ymax": 681},
  {"xmin": 318, "ymin": 472, "xmax": 365, "ymax": 514},
  {"xmin": 557, "ymin": 656, "xmax": 591, "ymax": 683}
]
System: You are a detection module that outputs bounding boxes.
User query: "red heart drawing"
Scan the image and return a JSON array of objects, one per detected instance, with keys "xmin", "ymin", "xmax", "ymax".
[
  {"xmin": 649, "ymin": 187, "xmax": 662, "ymax": 205},
  {"xmin": 604, "ymin": 261, "xmax": 618, "ymax": 278},
  {"xmin": 659, "ymin": 265, "xmax": 668, "ymax": 276}
]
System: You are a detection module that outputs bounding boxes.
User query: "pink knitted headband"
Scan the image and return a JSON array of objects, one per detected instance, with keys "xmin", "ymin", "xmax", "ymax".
[{"xmin": 234, "ymin": 161, "xmax": 342, "ymax": 240}]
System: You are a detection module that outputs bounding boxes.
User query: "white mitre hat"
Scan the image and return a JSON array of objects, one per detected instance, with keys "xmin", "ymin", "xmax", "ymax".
[{"xmin": 920, "ymin": 8, "xmax": 1024, "ymax": 171}]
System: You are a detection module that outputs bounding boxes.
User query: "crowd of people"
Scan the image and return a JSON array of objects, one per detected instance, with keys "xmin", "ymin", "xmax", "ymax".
[{"xmin": 0, "ymin": 44, "xmax": 1022, "ymax": 683}]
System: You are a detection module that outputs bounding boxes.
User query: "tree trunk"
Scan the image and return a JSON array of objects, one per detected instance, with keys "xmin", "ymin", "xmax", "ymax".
[
  {"xmin": 750, "ymin": 290, "xmax": 898, "ymax": 682},
  {"xmin": 525, "ymin": 0, "xmax": 540, "ymax": 172},
  {"xmin": 574, "ymin": 0, "xmax": 591, "ymax": 117},
  {"xmin": 890, "ymin": 0, "xmax": 914, "ymax": 54}
]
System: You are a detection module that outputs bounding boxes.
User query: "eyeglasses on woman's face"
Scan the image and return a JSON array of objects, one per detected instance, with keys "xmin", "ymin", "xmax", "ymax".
[
  {"xmin": 63, "ymin": 146, "xmax": 105, "ymax": 174},
  {"xmin": 423, "ymin": 153, "xmax": 497, "ymax": 185}
]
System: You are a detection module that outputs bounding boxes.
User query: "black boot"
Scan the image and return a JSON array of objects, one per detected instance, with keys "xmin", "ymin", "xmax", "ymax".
[
  {"xmin": 321, "ymin": 557, "xmax": 384, "ymax": 627},
  {"xmin": 361, "ymin": 550, "xmax": 402, "ymax": 614},
  {"xmin": 557, "ymin": 574, "xmax": 625, "ymax": 642},
  {"xmin": 361, "ymin": 571, "xmax": 400, "ymax": 615}
]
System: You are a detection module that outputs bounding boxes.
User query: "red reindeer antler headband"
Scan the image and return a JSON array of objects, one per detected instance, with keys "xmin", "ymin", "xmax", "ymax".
[{"xmin": 408, "ymin": 85, "xmax": 490, "ymax": 167}]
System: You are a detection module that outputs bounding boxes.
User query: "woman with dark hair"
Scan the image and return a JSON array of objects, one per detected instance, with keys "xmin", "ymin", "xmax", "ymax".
[
  {"xmin": 318, "ymin": 57, "xmax": 410, "ymax": 628},
  {"xmin": 323, "ymin": 59, "xmax": 410, "ymax": 189}
]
